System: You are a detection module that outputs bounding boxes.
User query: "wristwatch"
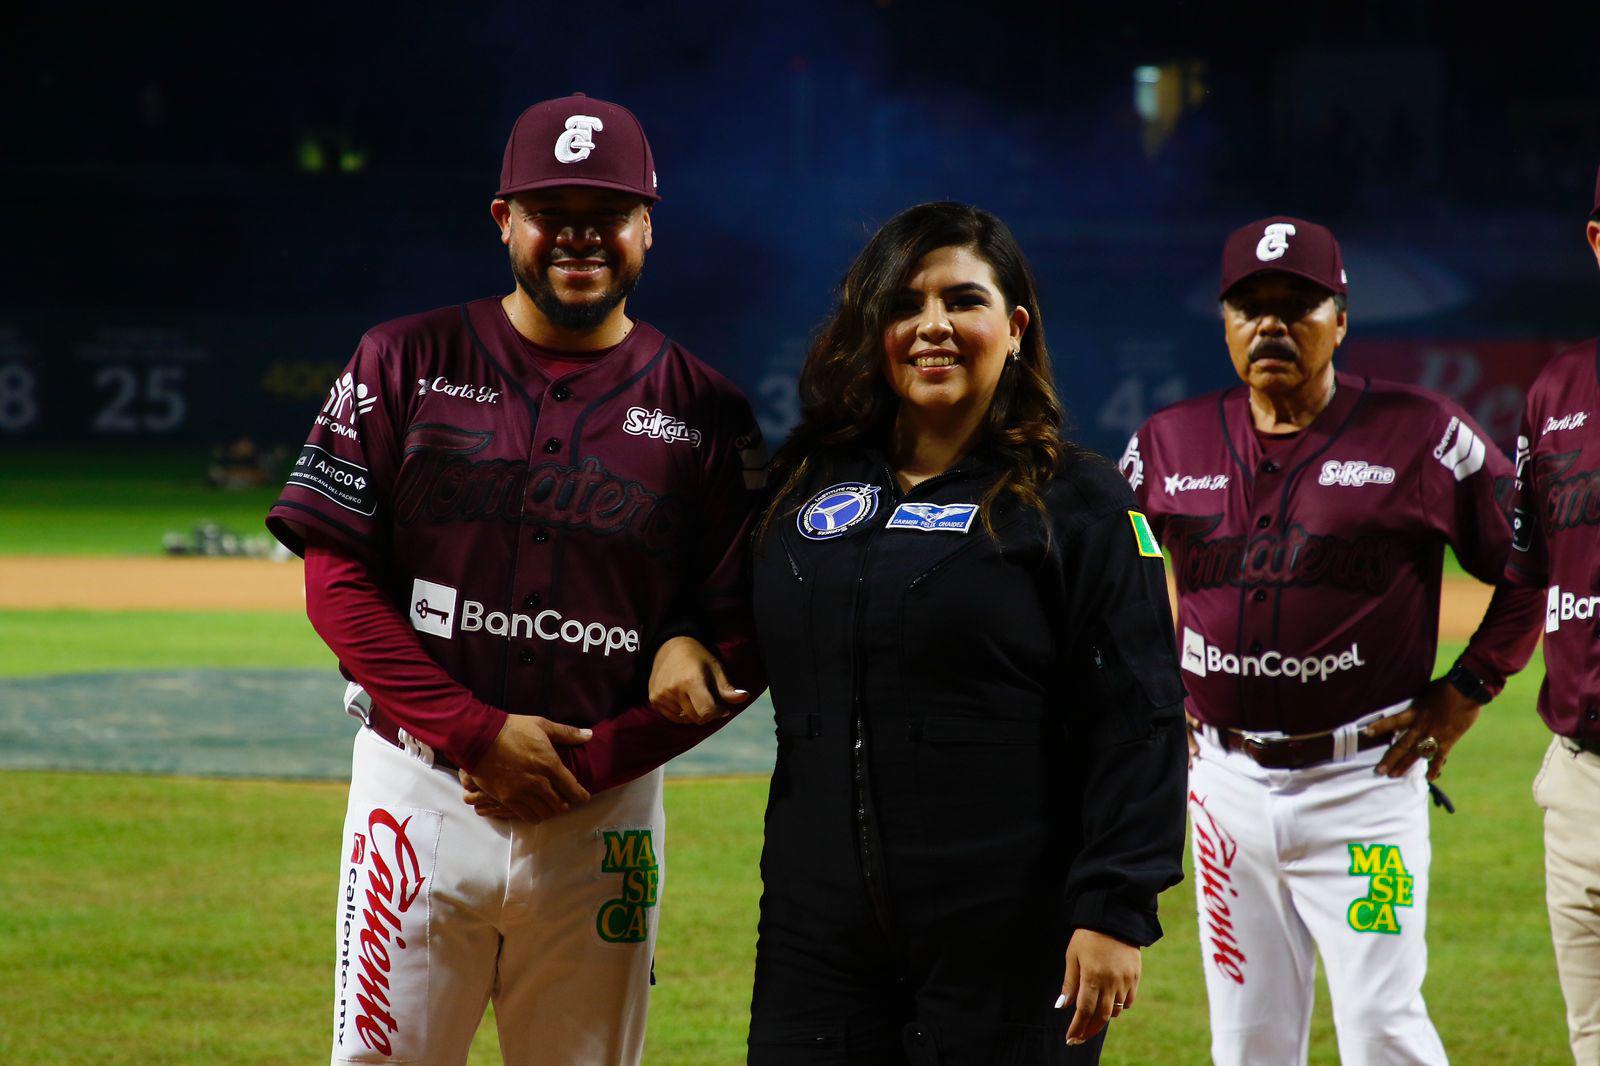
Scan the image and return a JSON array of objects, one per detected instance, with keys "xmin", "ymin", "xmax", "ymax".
[{"xmin": 1445, "ymin": 662, "xmax": 1494, "ymax": 705}]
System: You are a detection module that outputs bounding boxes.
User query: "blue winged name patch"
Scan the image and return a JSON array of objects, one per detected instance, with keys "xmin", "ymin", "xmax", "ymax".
[{"xmin": 885, "ymin": 502, "xmax": 980, "ymax": 533}]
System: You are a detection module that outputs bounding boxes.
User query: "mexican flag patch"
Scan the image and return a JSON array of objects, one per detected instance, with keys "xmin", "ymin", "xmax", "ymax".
[{"xmin": 1129, "ymin": 510, "xmax": 1162, "ymax": 558}]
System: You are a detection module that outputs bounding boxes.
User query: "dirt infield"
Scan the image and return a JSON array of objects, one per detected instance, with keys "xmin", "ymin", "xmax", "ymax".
[
  {"xmin": 0, "ymin": 554, "xmax": 1492, "ymax": 641},
  {"xmin": 0, "ymin": 556, "xmax": 304, "ymax": 611}
]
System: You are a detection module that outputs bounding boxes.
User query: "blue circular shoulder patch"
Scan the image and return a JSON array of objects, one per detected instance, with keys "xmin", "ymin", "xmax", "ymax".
[{"xmin": 797, "ymin": 482, "xmax": 881, "ymax": 540}]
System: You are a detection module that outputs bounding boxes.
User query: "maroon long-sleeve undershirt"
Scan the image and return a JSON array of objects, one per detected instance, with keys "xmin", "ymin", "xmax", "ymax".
[
  {"xmin": 303, "ymin": 533, "xmax": 762, "ymax": 791},
  {"xmin": 304, "ymin": 537, "xmax": 507, "ymax": 770},
  {"xmin": 1456, "ymin": 583, "xmax": 1545, "ymax": 699}
]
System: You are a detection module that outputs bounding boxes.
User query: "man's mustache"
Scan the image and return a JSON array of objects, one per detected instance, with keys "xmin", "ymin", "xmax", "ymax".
[{"xmin": 1249, "ymin": 339, "xmax": 1298, "ymax": 363}]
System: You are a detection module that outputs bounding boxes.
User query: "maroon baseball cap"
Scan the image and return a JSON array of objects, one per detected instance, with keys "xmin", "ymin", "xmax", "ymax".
[
  {"xmin": 1219, "ymin": 215, "xmax": 1347, "ymax": 299},
  {"xmin": 497, "ymin": 93, "xmax": 659, "ymax": 203}
]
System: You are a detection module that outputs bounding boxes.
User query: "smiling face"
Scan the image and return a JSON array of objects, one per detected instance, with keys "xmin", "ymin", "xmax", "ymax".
[
  {"xmin": 491, "ymin": 186, "xmax": 652, "ymax": 332},
  {"xmin": 881, "ymin": 244, "xmax": 1028, "ymax": 422},
  {"xmin": 1222, "ymin": 273, "xmax": 1347, "ymax": 397}
]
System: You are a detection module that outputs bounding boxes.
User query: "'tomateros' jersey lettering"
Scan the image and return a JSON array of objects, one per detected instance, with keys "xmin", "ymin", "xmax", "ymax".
[
  {"xmin": 268, "ymin": 298, "xmax": 765, "ymax": 729},
  {"xmin": 1505, "ymin": 341, "xmax": 1600, "ymax": 740},
  {"xmin": 1124, "ymin": 371, "xmax": 1517, "ymax": 733}
]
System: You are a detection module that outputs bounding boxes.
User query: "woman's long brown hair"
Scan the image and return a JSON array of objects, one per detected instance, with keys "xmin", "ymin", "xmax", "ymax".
[{"xmin": 758, "ymin": 201, "xmax": 1077, "ymax": 540}]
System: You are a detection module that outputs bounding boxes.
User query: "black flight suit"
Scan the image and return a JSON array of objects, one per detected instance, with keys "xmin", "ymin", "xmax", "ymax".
[{"xmin": 746, "ymin": 447, "xmax": 1187, "ymax": 1065}]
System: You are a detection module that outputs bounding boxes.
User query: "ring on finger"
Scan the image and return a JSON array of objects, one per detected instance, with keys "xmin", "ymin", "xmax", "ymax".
[{"xmin": 1413, "ymin": 735, "xmax": 1440, "ymax": 760}]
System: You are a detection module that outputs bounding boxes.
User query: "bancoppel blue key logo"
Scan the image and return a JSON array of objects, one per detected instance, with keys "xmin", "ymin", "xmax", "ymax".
[
  {"xmin": 798, "ymin": 483, "xmax": 881, "ymax": 540},
  {"xmin": 885, "ymin": 502, "xmax": 979, "ymax": 533}
]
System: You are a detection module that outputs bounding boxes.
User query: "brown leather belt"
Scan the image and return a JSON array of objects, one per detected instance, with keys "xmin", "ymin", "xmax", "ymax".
[
  {"xmin": 1204, "ymin": 723, "xmax": 1392, "ymax": 770},
  {"xmin": 368, "ymin": 707, "xmax": 460, "ymax": 773}
]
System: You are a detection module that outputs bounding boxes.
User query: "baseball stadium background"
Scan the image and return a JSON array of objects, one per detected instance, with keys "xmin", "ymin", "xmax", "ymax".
[{"xmin": 1, "ymin": 6, "xmax": 1590, "ymax": 1062}]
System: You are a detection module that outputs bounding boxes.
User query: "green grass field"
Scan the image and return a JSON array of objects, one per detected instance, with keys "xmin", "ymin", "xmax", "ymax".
[
  {"xmin": 0, "ymin": 449, "xmax": 1565, "ymax": 1062},
  {"xmin": 0, "ymin": 449, "xmax": 282, "ymax": 554}
]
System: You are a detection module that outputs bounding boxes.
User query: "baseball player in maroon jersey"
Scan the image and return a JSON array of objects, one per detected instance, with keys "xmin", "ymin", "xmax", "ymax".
[
  {"xmin": 1119, "ymin": 216, "xmax": 1544, "ymax": 1064},
  {"xmin": 265, "ymin": 93, "xmax": 764, "ymax": 1065},
  {"xmin": 1503, "ymin": 169, "xmax": 1600, "ymax": 1062}
]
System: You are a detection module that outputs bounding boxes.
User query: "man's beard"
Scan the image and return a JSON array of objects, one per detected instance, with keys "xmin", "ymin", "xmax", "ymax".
[{"xmin": 512, "ymin": 253, "xmax": 641, "ymax": 333}]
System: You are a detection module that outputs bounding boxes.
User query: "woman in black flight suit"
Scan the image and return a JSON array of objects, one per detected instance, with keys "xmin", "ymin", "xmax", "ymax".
[{"xmin": 745, "ymin": 202, "xmax": 1188, "ymax": 1065}]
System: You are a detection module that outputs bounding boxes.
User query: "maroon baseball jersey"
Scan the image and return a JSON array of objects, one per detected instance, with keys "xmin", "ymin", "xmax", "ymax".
[
  {"xmin": 1505, "ymin": 340, "xmax": 1600, "ymax": 740},
  {"xmin": 1122, "ymin": 370, "xmax": 1538, "ymax": 734},
  {"xmin": 267, "ymin": 297, "xmax": 764, "ymax": 756}
]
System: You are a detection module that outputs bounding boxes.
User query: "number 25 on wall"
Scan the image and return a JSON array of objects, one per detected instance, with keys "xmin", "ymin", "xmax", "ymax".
[{"xmin": 91, "ymin": 365, "xmax": 187, "ymax": 434}]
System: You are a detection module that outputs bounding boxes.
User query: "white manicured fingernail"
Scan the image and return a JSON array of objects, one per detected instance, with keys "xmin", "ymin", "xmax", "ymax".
[
  {"xmin": 1053, "ymin": 994, "xmax": 1068, "ymax": 1010},
  {"xmin": 733, "ymin": 688, "xmax": 749, "ymax": 695}
]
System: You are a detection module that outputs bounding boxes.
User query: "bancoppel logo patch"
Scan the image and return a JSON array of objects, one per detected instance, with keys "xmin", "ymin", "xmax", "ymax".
[
  {"xmin": 886, "ymin": 502, "xmax": 979, "ymax": 533},
  {"xmin": 417, "ymin": 376, "xmax": 500, "ymax": 404},
  {"xmin": 410, "ymin": 578, "xmax": 458, "ymax": 638},
  {"xmin": 1432, "ymin": 416, "xmax": 1486, "ymax": 481},
  {"xmin": 1544, "ymin": 412, "xmax": 1590, "ymax": 434},
  {"xmin": 555, "ymin": 115, "xmax": 604, "ymax": 163},
  {"xmin": 287, "ymin": 445, "xmax": 375, "ymax": 516},
  {"xmin": 1256, "ymin": 222, "xmax": 1296, "ymax": 261},
  {"xmin": 1180, "ymin": 627, "xmax": 1366, "ymax": 683},
  {"xmin": 1546, "ymin": 585, "xmax": 1600, "ymax": 634},
  {"xmin": 1318, "ymin": 460, "xmax": 1396, "ymax": 488},
  {"xmin": 1118, "ymin": 434, "xmax": 1145, "ymax": 491},
  {"xmin": 461, "ymin": 601, "xmax": 641, "ymax": 656},
  {"xmin": 623, "ymin": 406, "xmax": 702, "ymax": 447},
  {"xmin": 798, "ymin": 482, "xmax": 880, "ymax": 540},
  {"xmin": 1164, "ymin": 473, "xmax": 1229, "ymax": 494},
  {"xmin": 1182, "ymin": 627, "xmax": 1207, "ymax": 675}
]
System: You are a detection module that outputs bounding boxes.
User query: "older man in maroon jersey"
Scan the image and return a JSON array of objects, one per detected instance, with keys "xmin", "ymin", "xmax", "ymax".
[
  {"xmin": 1120, "ymin": 216, "xmax": 1544, "ymax": 1064},
  {"xmin": 1504, "ymin": 170, "xmax": 1600, "ymax": 1063},
  {"xmin": 266, "ymin": 94, "xmax": 763, "ymax": 1065}
]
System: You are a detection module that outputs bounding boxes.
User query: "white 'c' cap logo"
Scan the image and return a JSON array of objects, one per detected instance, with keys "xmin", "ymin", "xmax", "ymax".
[
  {"xmin": 1256, "ymin": 222, "xmax": 1296, "ymax": 262},
  {"xmin": 555, "ymin": 115, "xmax": 604, "ymax": 163}
]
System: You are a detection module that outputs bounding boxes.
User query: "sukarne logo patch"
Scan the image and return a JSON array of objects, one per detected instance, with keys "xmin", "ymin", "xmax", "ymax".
[
  {"xmin": 623, "ymin": 406, "xmax": 702, "ymax": 447},
  {"xmin": 1318, "ymin": 460, "xmax": 1395, "ymax": 487}
]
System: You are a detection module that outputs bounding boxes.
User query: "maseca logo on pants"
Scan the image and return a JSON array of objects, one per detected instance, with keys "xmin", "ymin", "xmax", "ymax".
[{"xmin": 408, "ymin": 578, "xmax": 641, "ymax": 655}]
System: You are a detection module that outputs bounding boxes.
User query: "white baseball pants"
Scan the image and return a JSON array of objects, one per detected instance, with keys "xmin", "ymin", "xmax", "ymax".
[
  {"xmin": 330, "ymin": 726, "xmax": 664, "ymax": 1065},
  {"xmin": 1188, "ymin": 725, "xmax": 1447, "ymax": 1065}
]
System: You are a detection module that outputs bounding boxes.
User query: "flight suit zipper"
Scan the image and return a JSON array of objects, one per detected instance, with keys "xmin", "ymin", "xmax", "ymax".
[{"xmin": 850, "ymin": 466, "xmax": 899, "ymax": 943}]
